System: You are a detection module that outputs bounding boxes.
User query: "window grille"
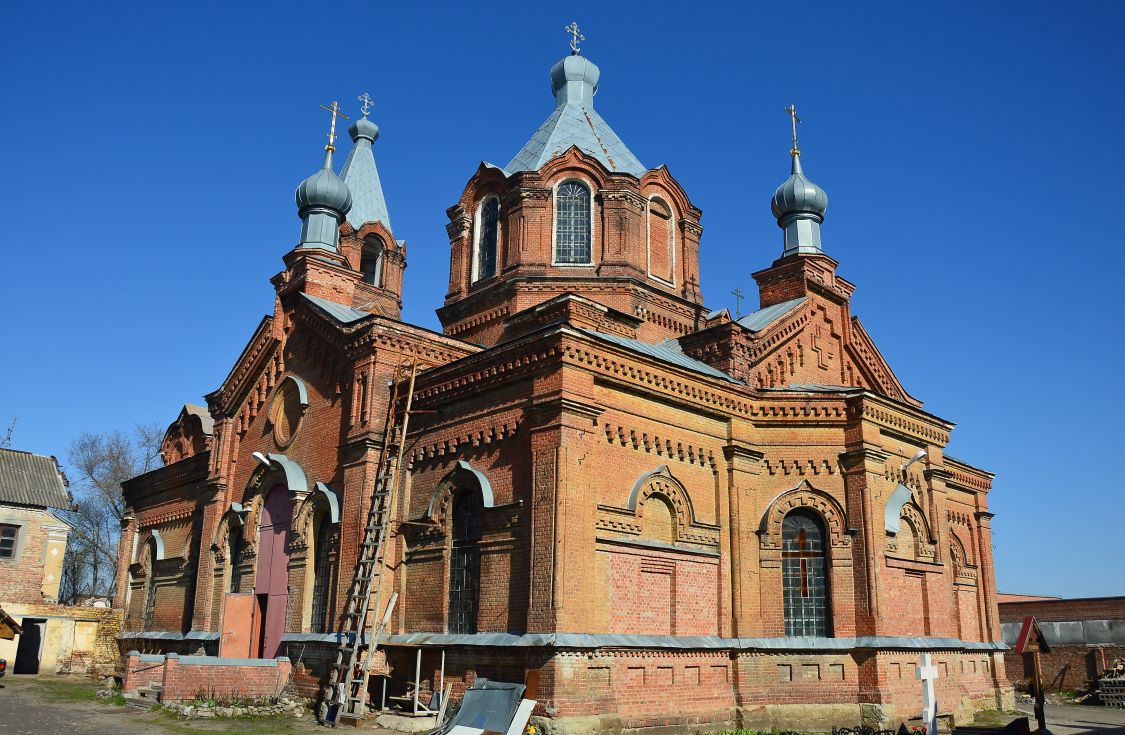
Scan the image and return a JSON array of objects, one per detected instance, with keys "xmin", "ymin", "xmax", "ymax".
[
  {"xmin": 781, "ymin": 509, "xmax": 830, "ymax": 637},
  {"xmin": 448, "ymin": 491, "xmax": 482, "ymax": 634},
  {"xmin": 0, "ymin": 524, "xmax": 17, "ymax": 559},
  {"xmin": 554, "ymin": 181, "xmax": 592, "ymax": 264},
  {"xmin": 361, "ymin": 236, "xmax": 384, "ymax": 286},
  {"xmin": 142, "ymin": 544, "xmax": 157, "ymax": 630},
  {"xmin": 310, "ymin": 514, "xmax": 334, "ymax": 633},
  {"xmin": 475, "ymin": 197, "xmax": 500, "ymax": 281},
  {"xmin": 229, "ymin": 527, "xmax": 244, "ymax": 594}
]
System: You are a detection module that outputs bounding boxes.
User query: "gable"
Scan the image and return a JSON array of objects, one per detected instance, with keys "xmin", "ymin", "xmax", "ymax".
[{"xmin": 742, "ymin": 298, "xmax": 920, "ymax": 407}]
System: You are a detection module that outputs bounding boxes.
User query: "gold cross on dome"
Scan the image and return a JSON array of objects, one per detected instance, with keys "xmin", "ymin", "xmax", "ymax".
[
  {"xmin": 785, "ymin": 104, "xmax": 801, "ymax": 157},
  {"xmin": 319, "ymin": 100, "xmax": 350, "ymax": 153},
  {"xmin": 565, "ymin": 21, "xmax": 585, "ymax": 55}
]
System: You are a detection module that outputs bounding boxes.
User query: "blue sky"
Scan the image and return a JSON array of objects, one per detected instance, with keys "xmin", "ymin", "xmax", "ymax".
[{"xmin": 3, "ymin": 1, "xmax": 1123, "ymax": 597}]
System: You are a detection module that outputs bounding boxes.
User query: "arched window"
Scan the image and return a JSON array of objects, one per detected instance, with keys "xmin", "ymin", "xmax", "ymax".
[
  {"xmin": 360, "ymin": 235, "xmax": 385, "ymax": 287},
  {"xmin": 647, "ymin": 197, "xmax": 674, "ymax": 283},
  {"xmin": 554, "ymin": 181, "xmax": 592, "ymax": 264},
  {"xmin": 182, "ymin": 522, "xmax": 201, "ymax": 633},
  {"xmin": 448, "ymin": 490, "xmax": 482, "ymax": 634},
  {"xmin": 228, "ymin": 525, "xmax": 244, "ymax": 594},
  {"xmin": 141, "ymin": 540, "xmax": 157, "ymax": 630},
  {"xmin": 310, "ymin": 513, "xmax": 334, "ymax": 633},
  {"xmin": 781, "ymin": 509, "xmax": 830, "ymax": 637},
  {"xmin": 474, "ymin": 197, "xmax": 500, "ymax": 282}
]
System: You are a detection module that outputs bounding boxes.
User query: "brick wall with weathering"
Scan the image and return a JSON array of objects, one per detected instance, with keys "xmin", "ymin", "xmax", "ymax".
[{"xmin": 999, "ymin": 597, "xmax": 1125, "ymax": 690}]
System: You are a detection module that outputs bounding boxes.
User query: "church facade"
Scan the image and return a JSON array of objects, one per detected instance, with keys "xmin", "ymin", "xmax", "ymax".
[{"xmin": 115, "ymin": 44, "xmax": 1012, "ymax": 732}]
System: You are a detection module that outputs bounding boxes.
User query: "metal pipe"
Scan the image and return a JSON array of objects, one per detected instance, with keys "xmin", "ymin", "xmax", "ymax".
[
  {"xmin": 439, "ymin": 649, "xmax": 445, "ymax": 707},
  {"xmin": 414, "ymin": 647, "xmax": 421, "ymax": 715}
]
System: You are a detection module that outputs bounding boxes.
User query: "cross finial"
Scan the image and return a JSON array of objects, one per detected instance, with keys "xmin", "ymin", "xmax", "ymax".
[
  {"xmin": 357, "ymin": 92, "xmax": 374, "ymax": 118},
  {"xmin": 730, "ymin": 287, "xmax": 745, "ymax": 319},
  {"xmin": 565, "ymin": 22, "xmax": 585, "ymax": 55},
  {"xmin": 319, "ymin": 100, "xmax": 350, "ymax": 155},
  {"xmin": 785, "ymin": 104, "xmax": 801, "ymax": 157}
]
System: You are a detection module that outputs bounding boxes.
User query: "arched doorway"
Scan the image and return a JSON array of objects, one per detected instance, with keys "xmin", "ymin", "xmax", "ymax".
[{"xmin": 255, "ymin": 484, "xmax": 291, "ymax": 658}]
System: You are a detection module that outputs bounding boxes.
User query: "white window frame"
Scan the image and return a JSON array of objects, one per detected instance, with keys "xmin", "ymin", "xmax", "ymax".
[
  {"xmin": 360, "ymin": 235, "xmax": 385, "ymax": 288},
  {"xmin": 646, "ymin": 195, "xmax": 676, "ymax": 286},
  {"xmin": 471, "ymin": 195, "xmax": 501, "ymax": 284},
  {"xmin": 551, "ymin": 178, "xmax": 596, "ymax": 267}
]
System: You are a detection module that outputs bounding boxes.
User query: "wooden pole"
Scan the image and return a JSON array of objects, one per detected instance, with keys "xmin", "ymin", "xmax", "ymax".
[{"xmin": 1033, "ymin": 650, "xmax": 1046, "ymax": 732}]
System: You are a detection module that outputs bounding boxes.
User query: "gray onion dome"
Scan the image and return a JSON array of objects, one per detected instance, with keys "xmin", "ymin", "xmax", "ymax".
[
  {"xmin": 771, "ymin": 155, "xmax": 828, "ymax": 222},
  {"xmin": 295, "ymin": 165, "xmax": 353, "ymax": 216},
  {"xmin": 349, "ymin": 117, "xmax": 380, "ymax": 144}
]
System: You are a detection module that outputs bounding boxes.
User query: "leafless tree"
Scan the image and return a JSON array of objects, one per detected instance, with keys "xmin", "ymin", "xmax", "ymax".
[{"xmin": 58, "ymin": 423, "xmax": 162, "ymax": 603}]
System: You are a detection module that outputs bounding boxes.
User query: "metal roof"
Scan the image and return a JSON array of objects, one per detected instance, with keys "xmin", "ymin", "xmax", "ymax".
[
  {"xmin": 582, "ymin": 330, "xmax": 740, "ymax": 384},
  {"xmin": 339, "ymin": 117, "xmax": 392, "ymax": 231},
  {"xmin": 505, "ymin": 104, "xmax": 646, "ymax": 177},
  {"xmin": 0, "ymin": 448, "xmax": 71, "ymax": 509},
  {"xmin": 182, "ymin": 404, "xmax": 214, "ymax": 435},
  {"xmin": 737, "ymin": 296, "xmax": 806, "ymax": 332},
  {"xmin": 504, "ymin": 54, "xmax": 645, "ymax": 177},
  {"xmin": 301, "ymin": 293, "xmax": 373, "ymax": 325}
]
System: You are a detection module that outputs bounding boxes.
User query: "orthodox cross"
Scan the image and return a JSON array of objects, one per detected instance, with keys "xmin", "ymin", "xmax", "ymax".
[
  {"xmin": 783, "ymin": 527, "xmax": 820, "ymax": 597},
  {"xmin": 730, "ymin": 287, "xmax": 744, "ymax": 319},
  {"xmin": 319, "ymin": 100, "xmax": 350, "ymax": 153},
  {"xmin": 565, "ymin": 21, "xmax": 585, "ymax": 55},
  {"xmin": 916, "ymin": 653, "xmax": 940, "ymax": 734},
  {"xmin": 357, "ymin": 92, "xmax": 374, "ymax": 118},
  {"xmin": 785, "ymin": 104, "xmax": 801, "ymax": 156}
]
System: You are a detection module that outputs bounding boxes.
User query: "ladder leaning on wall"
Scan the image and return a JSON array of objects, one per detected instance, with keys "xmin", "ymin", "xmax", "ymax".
[{"xmin": 328, "ymin": 358, "xmax": 420, "ymax": 722}]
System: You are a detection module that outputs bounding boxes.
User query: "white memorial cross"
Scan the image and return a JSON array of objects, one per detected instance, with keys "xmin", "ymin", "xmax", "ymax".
[{"xmin": 916, "ymin": 653, "xmax": 939, "ymax": 734}]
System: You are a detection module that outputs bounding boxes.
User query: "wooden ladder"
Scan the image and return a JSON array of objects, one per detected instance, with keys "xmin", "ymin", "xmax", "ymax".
[{"xmin": 329, "ymin": 359, "xmax": 420, "ymax": 721}]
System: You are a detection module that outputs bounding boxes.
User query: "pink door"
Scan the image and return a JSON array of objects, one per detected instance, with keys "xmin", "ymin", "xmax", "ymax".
[{"xmin": 255, "ymin": 484, "xmax": 291, "ymax": 658}]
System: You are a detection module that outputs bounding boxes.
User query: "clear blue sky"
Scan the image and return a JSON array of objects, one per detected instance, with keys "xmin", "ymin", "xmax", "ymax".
[{"xmin": 4, "ymin": 1, "xmax": 1123, "ymax": 598}]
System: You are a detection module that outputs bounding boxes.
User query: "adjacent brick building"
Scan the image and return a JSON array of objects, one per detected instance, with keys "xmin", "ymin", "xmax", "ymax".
[
  {"xmin": 116, "ymin": 44, "xmax": 1011, "ymax": 731},
  {"xmin": 1000, "ymin": 596, "xmax": 1125, "ymax": 691}
]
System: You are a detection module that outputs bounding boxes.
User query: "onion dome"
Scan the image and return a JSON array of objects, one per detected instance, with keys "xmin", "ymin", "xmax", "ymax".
[
  {"xmin": 771, "ymin": 154, "xmax": 828, "ymax": 221},
  {"xmin": 350, "ymin": 116, "xmax": 380, "ymax": 144},
  {"xmin": 771, "ymin": 153, "xmax": 828, "ymax": 257},
  {"xmin": 295, "ymin": 162, "xmax": 352, "ymax": 216},
  {"xmin": 550, "ymin": 54, "xmax": 600, "ymax": 108}
]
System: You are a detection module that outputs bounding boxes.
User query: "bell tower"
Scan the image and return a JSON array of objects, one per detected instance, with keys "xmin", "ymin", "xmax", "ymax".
[
  {"xmin": 437, "ymin": 29, "xmax": 706, "ymax": 347},
  {"xmin": 272, "ymin": 96, "xmax": 406, "ymax": 319}
]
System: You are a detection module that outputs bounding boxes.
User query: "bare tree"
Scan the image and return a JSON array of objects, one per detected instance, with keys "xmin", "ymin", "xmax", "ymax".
[{"xmin": 58, "ymin": 423, "xmax": 162, "ymax": 603}]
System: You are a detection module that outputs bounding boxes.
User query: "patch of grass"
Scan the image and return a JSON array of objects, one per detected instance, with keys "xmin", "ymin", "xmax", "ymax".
[
  {"xmin": 32, "ymin": 676, "xmax": 101, "ymax": 703},
  {"xmin": 967, "ymin": 709, "xmax": 1025, "ymax": 728}
]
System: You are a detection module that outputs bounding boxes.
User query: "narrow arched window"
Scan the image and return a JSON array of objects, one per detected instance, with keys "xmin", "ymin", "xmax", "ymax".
[
  {"xmin": 647, "ymin": 197, "xmax": 674, "ymax": 283},
  {"xmin": 554, "ymin": 181, "xmax": 592, "ymax": 264},
  {"xmin": 228, "ymin": 525, "xmax": 244, "ymax": 594},
  {"xmin": 448, "ymin": 490, "xmax": 482, "ymax": 634},
  {"xmin": 360, "ymin": 235, "xmax": 385, "ymax": 287},
  {"xmin": 474, "ymin": 197, "xmax": 500, "ymax": 282},
  {"xmin": 141, "ymin": 541, "xmax": 157, "ymax": 630},
  {"xmin": 310, "ymin": 513, "xmax": 334, "ymax": 633},
  {"xmin": 782, "ymin": 509, "xmax": 830, "ymax": 637}
]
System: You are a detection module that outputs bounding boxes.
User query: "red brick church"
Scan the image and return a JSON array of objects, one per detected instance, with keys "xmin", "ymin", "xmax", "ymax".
[{"xmin": 116, "ymin": 38, "xmax": 1012, "ymax": 732}]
